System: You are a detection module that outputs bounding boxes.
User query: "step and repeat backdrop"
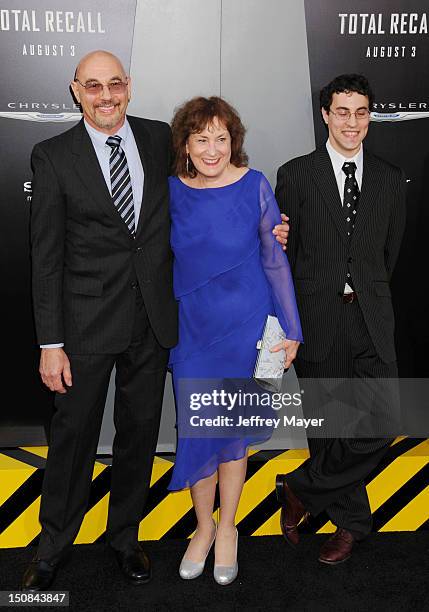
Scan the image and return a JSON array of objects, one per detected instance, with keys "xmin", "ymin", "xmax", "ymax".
[
  {"xmin": 0, "ymin": 0, "xmax": 427, "ymax": 448},
  {"xmin": 0, "ymin": 0, "xmax": 137, "ymax": 445},
  {"xmin": 304, "ymin": 0, "xmax": 429, "ymax": 379}
]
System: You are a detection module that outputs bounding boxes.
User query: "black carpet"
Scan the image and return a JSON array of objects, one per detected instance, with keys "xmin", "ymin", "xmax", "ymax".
[{"xmin": 1, "ymin": 534, "xmax": 428, "ymax": 611}]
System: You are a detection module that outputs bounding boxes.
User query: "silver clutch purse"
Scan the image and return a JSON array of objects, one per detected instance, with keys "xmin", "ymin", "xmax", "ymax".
[{"xmin": 253, "ymin": 315, "xmax": 286, "ymax": 392}]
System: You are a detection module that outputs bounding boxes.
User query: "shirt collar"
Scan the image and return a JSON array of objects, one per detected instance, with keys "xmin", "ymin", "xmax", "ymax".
[
  {"xmin": 84, "ymin": 118, "xmax": 130, "ymax": 148},
  {"xmin": 325, "ymin": 139, "xmax": 363, "ymax": 177}
]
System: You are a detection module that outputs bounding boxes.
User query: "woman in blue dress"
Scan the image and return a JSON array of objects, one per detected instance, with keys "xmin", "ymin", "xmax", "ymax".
[{"xmin": 168, "ymin": 97, "xmax": 303, "ymax": 585}]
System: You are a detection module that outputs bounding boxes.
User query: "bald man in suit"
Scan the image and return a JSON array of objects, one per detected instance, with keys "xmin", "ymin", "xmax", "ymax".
[{"xmin": 24, "ymin": 50, "xmax": 177, "ymax": 590}]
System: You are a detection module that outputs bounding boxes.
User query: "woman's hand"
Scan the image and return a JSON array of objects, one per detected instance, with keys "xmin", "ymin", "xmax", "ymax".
[{"xmin": 270, "ymin": 339, "xmax": 300, "ymax": 370}]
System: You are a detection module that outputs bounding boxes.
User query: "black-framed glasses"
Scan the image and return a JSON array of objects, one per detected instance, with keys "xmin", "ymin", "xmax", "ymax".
[
  {"xmin": 329, "ymin": 108, "xmax": 371, "ymax": 121},
  {"xmin": 74, "ymin": 78, "xmax": 128, "ymax": 95}
]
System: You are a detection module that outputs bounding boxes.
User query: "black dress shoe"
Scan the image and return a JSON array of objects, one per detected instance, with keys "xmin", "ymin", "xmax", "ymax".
[
  {"xmin": 22, "ymin": 559, "xmax": 57, "ymax": 591},
  {"xmin": 115, "ymin": 545, "xmax": 151, "ymax": 584}
]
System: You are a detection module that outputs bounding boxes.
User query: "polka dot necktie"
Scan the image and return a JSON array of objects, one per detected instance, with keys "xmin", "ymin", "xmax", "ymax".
[
  {"xmin": 106, "ymin": 135, "xmax": 135, "ymax": 235},
  {"xmin": 342, "ymin": 161, "xmax": 360, "ymax": 238},
  {"xmin": 342, "ymin": 161, "xmax": 359, "ymax": 289}
]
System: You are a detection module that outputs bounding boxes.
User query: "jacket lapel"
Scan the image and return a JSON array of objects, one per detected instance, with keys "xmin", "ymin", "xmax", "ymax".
[
  {"xmin": 71, "ymin": 120, "xmax": 131, "ymax": 239},
  {"xmin": 127, "ymin": 116, "xmax": 154, "ymax": 238},
  {"xmin": 351, "ymin": 150, "xmax": 383, "ymax": 245},
  {"xmin": 311, "ymin": 147, "xmax": 349, "ymax": 246}
]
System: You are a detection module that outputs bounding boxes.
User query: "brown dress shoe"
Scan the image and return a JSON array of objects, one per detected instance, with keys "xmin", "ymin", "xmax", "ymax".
[
  {"xmin": 319, "ymin": 528, "xmax": 354, "ymax": 565},
  {"xmin": 275, "ymin": 475, "xmax": 309, "ymax": 548}
]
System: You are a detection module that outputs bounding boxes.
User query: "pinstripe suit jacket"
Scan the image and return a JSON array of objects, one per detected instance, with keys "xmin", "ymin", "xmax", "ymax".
[
  {"xmin": 30, "ymin": 116, "xmax": 178, "ymax": 354},
  {"xmin": 275, "ymin": 146, "xmax": 406, "ymax": 364}
]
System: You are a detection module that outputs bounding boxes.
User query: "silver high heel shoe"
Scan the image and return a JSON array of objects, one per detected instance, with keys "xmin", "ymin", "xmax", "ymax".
[
  {"xmin": 179, "ymin": 521, "xmax": 217, "ymax": 579},
  {"xmin": 213, "ymin": 527, "xmax": 238, "ymax": 586}
]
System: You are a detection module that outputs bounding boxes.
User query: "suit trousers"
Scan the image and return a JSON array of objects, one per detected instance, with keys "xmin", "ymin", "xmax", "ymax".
[
  {"xmin": 288, "ymin": 297, "xmax": 398, "ymax": 539},
  {"xmin": 37, "ymin": 288, "xmax": 169, "ymax": 562}
]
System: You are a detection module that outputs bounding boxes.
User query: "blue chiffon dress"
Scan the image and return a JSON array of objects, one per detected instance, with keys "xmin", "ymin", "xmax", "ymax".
[{"xmin": 168, "ymin": 169, "xmax": 303, "ymax": 490}]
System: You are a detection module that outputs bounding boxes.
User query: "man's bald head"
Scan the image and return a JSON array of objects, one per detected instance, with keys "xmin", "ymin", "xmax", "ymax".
[
  {"xmin": 71, "ymin": 49, "xmax": 131, "ymax": 135},
  {"xmin": 74, "ymin": 50, "xmax": 127, "ymax": 81}
]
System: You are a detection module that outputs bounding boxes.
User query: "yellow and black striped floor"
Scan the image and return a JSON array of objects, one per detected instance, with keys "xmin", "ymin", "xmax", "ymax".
[{"xmin": 1, "ymin": 437, "xmax": 428, "ymax": 549}]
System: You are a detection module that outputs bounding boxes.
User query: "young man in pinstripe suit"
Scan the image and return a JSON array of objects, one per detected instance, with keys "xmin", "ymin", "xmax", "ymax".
[{"xmin": 275, "ymin": 74, "xmax": 406, "ymax": 564}]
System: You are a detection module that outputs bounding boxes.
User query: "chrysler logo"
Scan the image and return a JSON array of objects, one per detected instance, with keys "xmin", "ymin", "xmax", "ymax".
[
  {"xmin": 371, "ymin": 111, "xmax": 429, "ymax": 122},
  {"xmin": 0, "ymin": 111, "xmax": 80, "ymax": 122}
]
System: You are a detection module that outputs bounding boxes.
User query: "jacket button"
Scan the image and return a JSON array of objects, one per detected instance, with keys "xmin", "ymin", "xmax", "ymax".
[
  {"xmin": 131, "ymin": 282, "xmax": 138, "ymax": 289},
  {"xmin": 135, "ymin": 246, "xmax": 142, "ymax": 253},
  {"xmin": 347, "ymin": 257, "xmax": 352, "ymax": 263}
]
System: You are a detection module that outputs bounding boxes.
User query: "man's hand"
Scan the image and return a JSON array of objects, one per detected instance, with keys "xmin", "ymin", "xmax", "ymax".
[
  {"xmin": 270, "ymin": 339, "xmax": 300, "ymax": 370},
  {"xmin": 39, "ymin": 348, "xmax": 72, "ymax": 393},
  {"xmin": 272, "ymin": 213, "xmax": 289, "ymax": 250}
]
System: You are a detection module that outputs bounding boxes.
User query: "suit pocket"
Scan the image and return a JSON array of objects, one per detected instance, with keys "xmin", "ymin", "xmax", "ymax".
[
  {"xmin": 66, "ymin": 276, "xmax": 103, "ymax": 296},
  {"xmin": 294, "ymin": 279, "xmax": 316, "ymax": 295},
  {"xmin": 374, "ymin": 281, "xmax": 391, "ymax": 297}
]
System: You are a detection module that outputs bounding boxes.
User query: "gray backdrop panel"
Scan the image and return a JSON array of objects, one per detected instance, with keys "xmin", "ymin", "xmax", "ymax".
[{"xmin": 98, "ymin": 0, "xmax": 314, "ymax": 453}]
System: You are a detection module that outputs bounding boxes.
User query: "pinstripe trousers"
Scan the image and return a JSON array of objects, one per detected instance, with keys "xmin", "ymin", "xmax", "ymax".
[
  {"xmin": 287, "ymin": 297, "xmax": 398, "ymax": 539},
  {"xmin": 36, "ymin": 288, "xmax": 169, "ymax": 562}
]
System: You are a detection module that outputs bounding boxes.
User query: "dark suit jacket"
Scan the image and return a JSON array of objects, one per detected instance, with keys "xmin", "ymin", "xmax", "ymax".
[
  {"xmin": 30, "ymin": 116, "xmax": 178, "ymax": 353},
  {"xmin": 275, "ymin": 146, "xmax": 406, "ymax": 364}
]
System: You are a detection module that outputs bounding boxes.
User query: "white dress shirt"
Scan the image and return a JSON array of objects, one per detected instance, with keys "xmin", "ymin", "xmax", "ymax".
[{"xmin": 325, "ymin": 139, "xmax": 363, "ymax": 294}]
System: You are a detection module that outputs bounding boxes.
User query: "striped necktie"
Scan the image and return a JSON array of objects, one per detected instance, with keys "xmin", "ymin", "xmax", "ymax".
[{"xmin": 106, "ymin": 135, "xmax": 135, "ymax": 235}]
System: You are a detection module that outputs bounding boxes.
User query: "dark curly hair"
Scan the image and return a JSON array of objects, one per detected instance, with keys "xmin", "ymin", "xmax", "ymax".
[
  {"xmin": 171, "ymin": 96, "xmax": 248, "ymax": 178},
  {"xmin": 320, "ymin": 74, "xmax": 374, "ymax": 113}
]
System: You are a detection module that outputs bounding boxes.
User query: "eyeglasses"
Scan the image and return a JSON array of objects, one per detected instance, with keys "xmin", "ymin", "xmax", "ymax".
[
  {"xmin": 329, "ymin": 108, "xmax": 371, "ymax": 122},
  {"xmin": 74, "ymin": 78, "xmax": 128, "ymax": 95}
]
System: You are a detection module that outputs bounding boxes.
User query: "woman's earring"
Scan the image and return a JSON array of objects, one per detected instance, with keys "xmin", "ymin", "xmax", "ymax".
[{"xmin": 186, "ymin": 154, "xmax": 190, "ymax": 174}]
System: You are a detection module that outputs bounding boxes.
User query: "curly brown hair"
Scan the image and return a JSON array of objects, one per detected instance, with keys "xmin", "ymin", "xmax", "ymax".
[{"xmin": 171, "ymin": 96, "xmax": 248, "ymax": 178}]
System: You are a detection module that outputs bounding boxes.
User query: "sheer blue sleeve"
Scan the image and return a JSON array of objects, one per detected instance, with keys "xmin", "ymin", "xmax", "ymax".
[{"xmin": 259, "ymin": 174, "xmax": 303, "ymax": 342}]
